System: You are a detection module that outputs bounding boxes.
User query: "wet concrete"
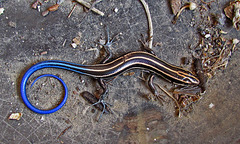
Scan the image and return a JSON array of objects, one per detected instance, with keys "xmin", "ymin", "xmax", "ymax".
[{"xmin": 0, "ymin": 0, "xmax": 239, "ymax": 143}]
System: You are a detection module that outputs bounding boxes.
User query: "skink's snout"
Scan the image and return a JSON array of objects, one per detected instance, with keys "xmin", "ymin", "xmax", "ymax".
[{"xmin": 178, "ymin": 71, "xmax": 200, "ymax": 85}]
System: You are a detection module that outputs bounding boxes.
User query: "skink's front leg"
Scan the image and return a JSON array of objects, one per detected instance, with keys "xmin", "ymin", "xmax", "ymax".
[
  {"xmin": 99, "ymin": 26, "xmax": 120, "ymax": 63},
  {"xmin": 148, "ymin": 74, "xmax": 165, "ymax": 104},
  {"xmin": 88, "ymin": 27, "xmax": 119, "ymax": 120}
]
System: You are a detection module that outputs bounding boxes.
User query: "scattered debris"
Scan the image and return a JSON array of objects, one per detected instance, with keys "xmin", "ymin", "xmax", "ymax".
[
  {"xmin": 75, "ymin": 0, "xmax": 104, "ymax": 16},
  {"xmin": 67, "ymin": 3, "xmax": 77, "ymax": 18},
  {"xmin": 123, "ymin": 71, "xmax": 135, "ymax": 76},
  {"xmin": 172, "ymin": 2, "xmax": 197, "ymax": 24},
  {"xmin": 0, "ymin": 7, "xmax": 4, "ymax": 15},
  {"xmin": 173, "ymin": 87, "xmax": 202, "ymax": 114},
  {"xmin": 32, "ymin": 0, "xmax": 64, "ymax": 16},
  {"xmin": 40, "ymin": 116, "xmax": 45, "ymax": 121},
  {"xmin": 40, "ymin": 51, "xmax": 48, "ymax": 55},
  {"xmin": 31, "ymin": 0, "xmax": 42, "ymax": 9},
  {"xmin": 42, "ymin": 3, "xmax": 60, "ymax": 16},
  {"xmin": 77, "ymin": 0, "xmax": 104, "ymax": 26},
  {"xmin": 209, "ymin": 103, "xmax": 214, "ymax": 108},
  {"xmin": 204, "ymin": 33, "xmax": 211, "ymax": 38},
  {"xmin": 71, "ymin": 43, "xmax": 77, "ymax": 48},
  {"xmin": 233, "ymin": 38, "xmax": 239, "ymax": 45},
  {"xmin": 31, "ymin": 0, "xmax": 104, "ymax": 17},
  {"xmin": 47, "ymin": 4, "xmax": 59, "ymax": 12},
  {"xmin": 42, "ymin": 10, "xmax": 49, "ymax": 17},
  {"xmin": 99, "ymin": 39, "xmax": 106, "ymax": 45},
  {"xmin": 113, "ymin": 7, "xmax": 119, "ymax": 13},
  {"xmin": 62, "ymin": 39, "xmax": 67, "ymax": 47},
  {"xmin": 8, "ymin": 21, "xmax": 17, "ymax": 28},
  {"xmin": 173, "ymin": 5, "xmax": 239, "ymax": 114},
  {"xmin": 57, "ymin": 126, "xmax": 72, "ymax": 139},
  {"xmin": 71, "ymin": 32, "xmax": 82, "ymax": 48},
  {"xmin": 72, "ymin": 37, "xmax": 81, "ymax": 45},
  {"xmin": 224, "ymin": 1, "xmax": 240, "ymax": 30},
  {"xmin": 155, "ymin": 83, "xmax": 181, "ymax": 117},
  {"xmin": 220, "ymin": 30, "xmax": 228, "ymax": 34},
  {"xmin": 188, "ymin": 2, "xmax": 197, "ymax": 10},
  {"xmin": 232, "ymin": 2, "xmax": 240, "ymax": 30},
  {"xmin": 232, "ymin": 38, "xmax": 239, "ymax": 51},
  {"xmin": 37, "ymin": 5, "xmax": 41, "ymax": 12},
  {"xmin": 8, "ymin": 112, "xmax": 22, "ymax": 120},
  {"xmin": 195, "ymin": 28, "xmax": 238, "ymax": 78},
  {"xmin": 73, "ymin": 90, "xmax": 78, "ymax": 95}
]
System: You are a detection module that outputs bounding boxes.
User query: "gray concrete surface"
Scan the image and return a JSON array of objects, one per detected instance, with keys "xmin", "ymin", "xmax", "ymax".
[{"xmin": 0, "ymin": 0, "xmax": 239, "ymax": 143}]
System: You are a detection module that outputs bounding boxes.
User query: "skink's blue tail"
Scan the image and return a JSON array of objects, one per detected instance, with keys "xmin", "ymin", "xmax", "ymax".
[{"xmin": 20, "ymin": 62, "xmax": 69, "ymax": 114}]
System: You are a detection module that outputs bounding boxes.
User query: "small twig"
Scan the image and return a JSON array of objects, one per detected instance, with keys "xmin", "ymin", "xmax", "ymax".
[
  {"xmin": 67, "ymin": 3, "xmax": 77, "ymax": 18},
  {"xmin": 87, "ymin": 0, "xmax": 102, "ymax": 12},
  {"xmin": 210, "ymin": 42, "xmax": 227, "ymax": 69},
  {"xmin": 75, "ymin": 0, "xmax": 104, "ymax": 16},
  {"xmin": 138, "ymin": 74, "xmax": 181, "ymax": 117},
  {"xmin": 57, "ymin": 126, "xmax": 72, "ymax": 139},
  {"xmin": 85, "ymin": 47, "xmax": 99, "ymax": 51},
  {"xmin": 200, "ymin": 0, "xmax": 215, "ymax": 5},
  {"xmin": 62, "ymin": 39, "xmax": 67, "ymax": 47},
  {"xmin": 139, "ymin": 0, "xmax": 153, "ymax": 49},
  {"xmin": 105, "ymin": 76, "xmax": 118, "ymax": 86},
  {"xmin": 154, "ymin": 83, "xmax": 181, "ymax": 117},
  {"xmin": 232, "ymin": 38, "xmax": 239, "ymax": 51},
  {"xmin": 212, "ymin": 62, "xmax": 228, "ymax": 70},
  {"xmin": 172, "ymin": 2, "xmax": 197, "ymax": 24},
  {"xmin": 78, "ymin": 0, "xmax": 103, "ymax": 25}
]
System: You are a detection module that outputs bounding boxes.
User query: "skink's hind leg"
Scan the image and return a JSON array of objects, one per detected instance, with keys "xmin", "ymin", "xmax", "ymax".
[
  {"xmin": 92, "ymin": 78, "xmax": 113, "ymax": 121},
  {"xmin": 82, "ymin": 91, "xmax": 110, "ymax": 113},
  {"xmin": 148, "ymin": 74, "xmax": 165, "ymax": 104},
  {"xmin": 92, "ymin": 97, "xmax": 113, "ymax": 121}
]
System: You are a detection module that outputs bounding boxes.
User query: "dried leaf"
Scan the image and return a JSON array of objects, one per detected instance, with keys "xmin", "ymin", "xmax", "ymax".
[
  {"xmin": 233, "ymin": 1, "xmax": 240, "ymax": 30},
  {"xmin": 171, "ymin": 0, "xmax": 182, "ymax": 15},
  {"xmin": 8, "ymin": 21, "xmax": 16, "ymax": 28},
  {"xmin": 42, "ymin": 10, "xmax": 50, "ymax": 17},
  {"xmin": 0, "ymin": 8, "xmax": 5, "ymax": 15},
  {"xmin": 224, "ymin": 3, "xmax": 234, "ymax": 20},
  {"xmin": 9, "ymin": 113, "xmax": 22, "ymax": 120},
  {"xmin": 224, "ymin": 1, "xmax": 240, "ymax": 30},
  {"xmin": 48, "ymin": 4, "xmax": 59, "ymax": 12},
  {"xmin": 72, "ymin": 37, "xmax": 81, "ymax": 45},
  {"xmin": 32, "ymin": 0, "xmax": 41, "ymax": 9}
]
